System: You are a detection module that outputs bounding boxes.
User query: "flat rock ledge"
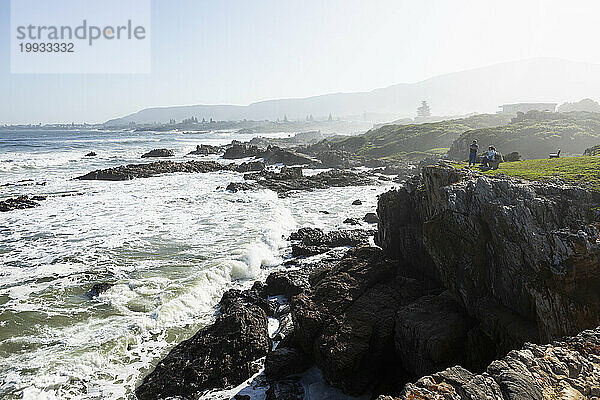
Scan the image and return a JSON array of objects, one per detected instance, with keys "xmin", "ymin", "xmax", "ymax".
[
  {"xmin": 74, "ymin": 160, "xmax": 262, "ymax": 181},
  {"xmin": 0, "ymin": 195, "xmax": 46, "ymax": 212}
]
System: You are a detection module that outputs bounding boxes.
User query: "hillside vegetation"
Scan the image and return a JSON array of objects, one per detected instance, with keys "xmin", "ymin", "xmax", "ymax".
[
  {"xmin": 322, "ymin": 113, "xmax": 512, "ymax": 160},
  {"xmin": 449, "ymin": 111, "xmax": 600, "ymax": 160},
  {"xmin": 457, "ymin": 156, "xmax": 600, "ymax": 192}
]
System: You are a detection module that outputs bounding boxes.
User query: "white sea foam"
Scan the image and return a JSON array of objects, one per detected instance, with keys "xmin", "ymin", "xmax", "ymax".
[{"xmin": 0, "ymin": 129, "xmax": 392, "ymax": 399}]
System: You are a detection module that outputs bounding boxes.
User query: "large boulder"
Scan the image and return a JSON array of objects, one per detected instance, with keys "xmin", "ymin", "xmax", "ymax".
[
  {"xmin": 289, "ymin": 227, "xmax": 374, "ymax": 257},
  {"xmin": 135, "ymin": 289, "xmax": 270, "ymax": 399},
  {"xmin": 290, "ymin": 247, "xmax": 427, "ymax": 395}
]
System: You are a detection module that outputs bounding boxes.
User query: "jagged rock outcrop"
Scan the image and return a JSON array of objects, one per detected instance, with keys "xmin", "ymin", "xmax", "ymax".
[
  {"xmin": 289, "ymin": 227, "xmax": 375, "ymax": 257},
  {"xmin": 0, "ymin": 195, "xmax": 46, "ymax": 212},
  {"xmin": 75, "ymin": 160, "xmax": 225, "ymax": 180},
  {"xmin": 290, "ymin": 247, "xmax": 434, "ymax": 395},
  {"xmin": 224, "ymin": 143, "xmax": 320, "ymax": 166},
  {"xmin": 377, "ymin": 165, "xmax": 600, "ymax": 353},
  {"xmin": 379, "ymin": 326, "xmax": 600, "ymax": 400},
  {"xmin": 234, "ymin": 167, "xmax": 377, "ymax": 197},
  {"xmin": 135, "ymin": 287, "xmax": 270, "ymax": 399},
  {"xmin": 141, "ymin": 148, "xmax": 175, "ymax": 158},
  {"xmin": 188, "ymin": 144, "xmax": 222, "ymax": 155}
]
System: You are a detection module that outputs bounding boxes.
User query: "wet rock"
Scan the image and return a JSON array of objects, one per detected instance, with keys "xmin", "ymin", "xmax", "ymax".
[
  {"xmin": 226, "ymin": 181, "xmax": 260, "ymax": 193},
  {"xmin": 363, "ymin": 212, "xmax": 379, "ymax": 224},
  {"xmin": 87, "ymin": 282, "xmax": 115, "ymax": 298},
  {"xmin": 223, "ymin": 143, "xmax": 259, "ymax": 159},
  {"xmin": 266, "ymin": 378, "xmax": 305, "ymax": 400},
  {"xmin": 343, "ymin": 218, "xmax": 360, "ymax": 225},
  {"xmin": 313, "ymin": 150, "xmax": 358, "ymax": 169},
  {"xmin": 394, "ymin": 291, "xmax": 477, "ymax": 377},
  {"xmin": 135, "ymin": 289, "xmax": 270, "ymax": 399},
  {"xmin": 265, "ymin": 270, "xmax": 309, "ymax": 298},
  {"xmin": 265, "ymin": 347, "xmax": 311, "ymax": 379},
  {"xmin": 291, "ymin": 247, "xmax": 427, "ymax": 395},
  {"xmin": 235, "ymin": 161, "xmax": 266, "ymax": 173},
  {"xmin": 141, "ymin": 148, "xmax": 175, "ymax": 158},
  {"xmin": 289, "ymin": 227, "xmax": 374, "ymax": 257},
  {"xmin": 188, "ymin": 144, "xmax": 222, "ymax": 156},
  {"xmin": 76, "ymin": 160, "xmax": 224, "ymax": 180},
  {"xmin": 0, "ymin": 195, "xmax": 45, "ymax": 212},
  {"xmin": 234, "ymin": 168, "xmax": 376, "ymax": 197},
  {"xmin": 352, "ymin": 199, "xmax": 362, "ymax": 205},
  {"xmin": 84, "ymin": 151, "xmax": 97, "ymax": 157}
]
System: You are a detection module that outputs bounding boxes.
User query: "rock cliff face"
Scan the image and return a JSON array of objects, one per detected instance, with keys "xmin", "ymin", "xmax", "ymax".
[{"xmin": 377, "ymin": 165, "xmax": 600, "ymax": 353}]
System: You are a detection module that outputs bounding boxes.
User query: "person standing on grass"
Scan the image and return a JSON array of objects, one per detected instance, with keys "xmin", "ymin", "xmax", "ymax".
[{"xmin": 468, "ymin": 140, "xmax": 479, "ymax": 167}]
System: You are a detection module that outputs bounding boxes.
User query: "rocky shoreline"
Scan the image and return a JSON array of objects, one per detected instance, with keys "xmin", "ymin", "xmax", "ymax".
[{"xmin": 134, "ymin": 163, "xmax": 600, "ymax": 399}]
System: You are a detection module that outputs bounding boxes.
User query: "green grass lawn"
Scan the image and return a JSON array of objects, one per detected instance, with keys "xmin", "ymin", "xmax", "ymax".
[{"xmin": 454, "ymin": 156, "xmax": 600, "ymax": 191}]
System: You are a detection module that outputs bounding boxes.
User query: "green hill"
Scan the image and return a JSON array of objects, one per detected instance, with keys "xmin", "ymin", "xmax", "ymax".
[
  {"xmin": 455, "ymin": 156, "xmax": 600, "ymax": 192},
  {"xmin": 320, "ymin": 113, "xmax": 512, "ymax": 161},
  {"xmin": 448, "ymin": 111, "xmax": 600, "ymax": 160}
]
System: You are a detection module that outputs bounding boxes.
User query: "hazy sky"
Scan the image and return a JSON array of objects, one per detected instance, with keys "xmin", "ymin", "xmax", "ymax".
[{"xmin": 2, "ymin": 0, "xmax": 600, "ymax": 124}]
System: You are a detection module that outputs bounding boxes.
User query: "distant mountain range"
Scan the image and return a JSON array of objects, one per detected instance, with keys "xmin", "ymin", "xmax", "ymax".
[{"xmin": 105, "ymin": 58, "xmax": 600, "ymax": 125}]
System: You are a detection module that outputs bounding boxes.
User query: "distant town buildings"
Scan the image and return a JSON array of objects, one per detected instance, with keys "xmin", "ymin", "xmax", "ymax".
[{"xmin": 499, "ymin": 103, "xmax": 557, "ymax": 114}]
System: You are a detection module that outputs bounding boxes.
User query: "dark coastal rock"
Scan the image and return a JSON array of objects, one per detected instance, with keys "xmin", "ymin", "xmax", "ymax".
[
  {"xmin": 223, "ymin": 143, "xmax": 259, "ymax": 159},
  {"xmin": 289, "ymin": 227, "xmax": 374, "ymax": 257},
  {"xmin": 394, "ymin": 291, "xmax": 477, "ymax": 377},
  {"xmin": 290, "ymin": 247, "xmax": 429, "ymax": 395},
  {"xmin": 236, "ymin": 168, "xmax": 377, "ymax": 197},
  {"xmin": 226, "ymin": 181, "xmax": 260, "ymax": 193},
  {"xmin": 313, "ymin": 150, "xmax": 359, "ymax": 169},
  {"xmin": 76, "ymin": 160, "xmax": 224, "ymax": 180},
  {"xmin": 224, "ymin": 143, "xmax": 319, "ymax": 166},
  {"xmin": 379, "ymin": 327, "xmax": 600, "ymax": 400},
  {"xmin": 264, "ymin": 347, "xmax": 311, "ymax": 380},
  {"xmin": 188, "ymin": 144, "xmax": 222, "ymax": 156},
  {"xmin": 84, "ymin": 151, "xmax": 97, "ymax": 157},
  {"xmin": 363, "ymin": 212, "xmax": 379, "ymax": 224},
  {"xmin": 135, "ymin": 289, "xmax": 270, "ymax": 399},
  {"xmin": 87, "ymin": 282, "xmax": 115, "ymax": 298},
  {"xmin": 260, "ymin": 146, "xmax": 320, "ymax": 166},
  {"xmin": 141, "ymin": 148, "xmax": 175, "ymax": 158},
  {"xmin": 352, "ymin": 199, "xmax": 362, "ymax": 205},
  {"xmin": 265, "ymin": 270, "xmax": 309, "ymax": 298},
  {"xmin": 377, "ymin": 164, "xmax": 600, "ymax": 352},
  {"xmin": 0, "ymin": 195, "xmax": 46, "ymax": 212},
  {"xmin": 343, "ymin": 217, "xmax": 360, "ymax": 225},
  {"xmin": 235, "ymin": 161, "xmax": 266, "ymax": 173}
]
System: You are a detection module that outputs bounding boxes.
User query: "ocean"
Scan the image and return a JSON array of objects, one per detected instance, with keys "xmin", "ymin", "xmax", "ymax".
[{"xmin": 0, "ymin": 129, "xmax": 386, "ymax": 399}]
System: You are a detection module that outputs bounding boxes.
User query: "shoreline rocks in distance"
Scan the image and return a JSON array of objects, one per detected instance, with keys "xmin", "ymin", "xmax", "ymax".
[
  {"xmin": 84, "ymin": 151, "xmax": 97, "ymax": 157},
  {"xmin": 0, "ymin": 195, "xmax": 46, "ymax": 212},
  {"xmin": 187, "ymin": 144, "xmax": 223, "ymax": 156},
  {"xmin": 141, "ymin": 149, "xmax": 175, "ymax": 158},
  {"xmin": 75, "ymin": 160, "xmax": 225, "ymax": 180},
  {"xmin": 232, "ymin": 167, "xmax": 377, "ymax": 197}
]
